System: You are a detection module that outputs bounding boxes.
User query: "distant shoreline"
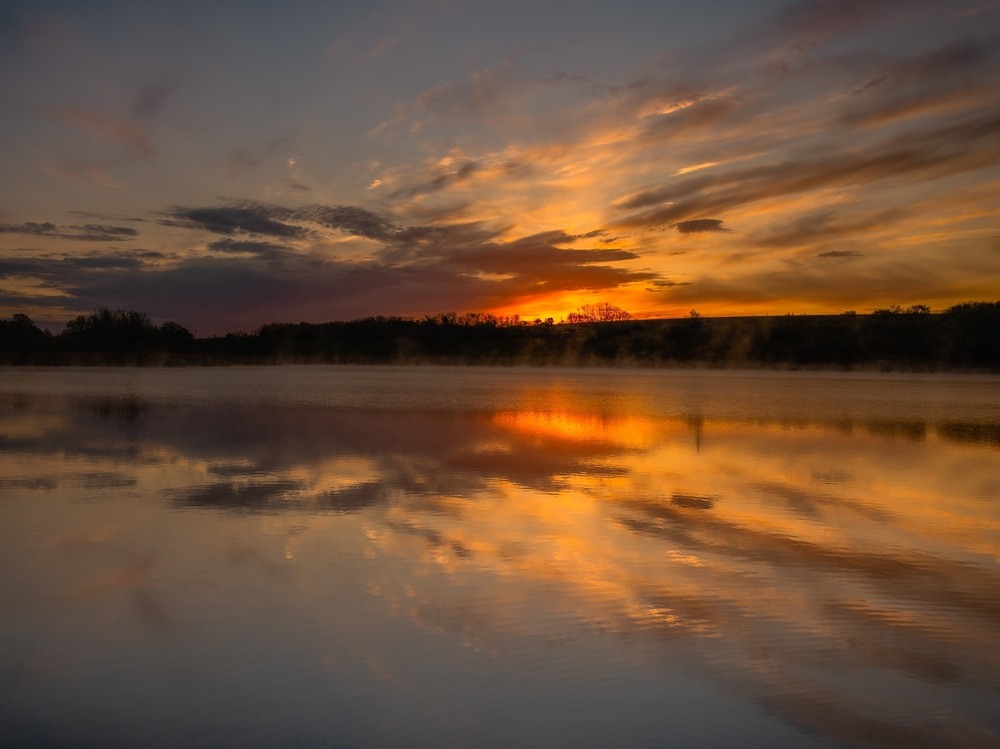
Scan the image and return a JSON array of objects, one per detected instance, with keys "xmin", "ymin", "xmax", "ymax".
[
  {"xmin": 3, "ymin": 361, "xmax": 999, "ymax": 377},
  {"xmin": 3, "ymin": 303, "xmax": 999, "ymax": 373}
]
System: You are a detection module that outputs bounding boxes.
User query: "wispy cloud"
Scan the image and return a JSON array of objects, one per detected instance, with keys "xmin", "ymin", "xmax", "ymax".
[
  {"xmin": 375, "ymin": 63, "xmax": 518, "ymax": 135},
  {"xmin": 817, "ymin": 250, "xmax": 864, "ymax": 258},
  {"xmin": 752, "ymin": 208, "xmax": 904, "ymax": 248},
  {"xmin": 416, "ymin": 64, "xmax": 511, "ymax": 120},
  {"xmin": 51, "ymin": 107, "xmax": 153, "ymax": 158},
  {"xmin": 841, "ymin": 38, "xmax": 999, "ymax": 128},
  {"xmin": 161, "ymin": 204, "xmax": 309, "ymax": 239},
  {"xmin": 206, "ymin": 239, "xmax": 292, "ymax": 260},
  {"xmin": 614, "ymin": 108, "xmax": 1000, "ymax": 228},
  {"xmin": 387, "ymin": 159, "xmax": 481, "ymax": 199},
  {"xmin": 0, "ymin": 222, "xmax": 138, "ymax": 242},
  {"xmin": 43, "ymin": 161, "xmax": 122, "ymax": 189},
  {"xmin": 674, "ymin": 219, "xmax": 731, "ymax": 234}
]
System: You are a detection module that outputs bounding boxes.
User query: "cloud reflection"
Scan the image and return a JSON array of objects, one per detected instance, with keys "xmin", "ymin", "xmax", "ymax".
[{"xmin": 1, "ymin": 370, "xmax": 998, "ymax": 746}]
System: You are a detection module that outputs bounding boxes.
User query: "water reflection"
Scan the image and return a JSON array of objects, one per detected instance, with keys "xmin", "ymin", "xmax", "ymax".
[{"xmin": 1, "ymin": 367, "xmax": 998, "ymax": 748}]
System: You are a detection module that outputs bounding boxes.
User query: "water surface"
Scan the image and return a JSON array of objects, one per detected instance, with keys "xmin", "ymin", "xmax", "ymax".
[{"xmin": 1, "ymin": 366, "xmax": 998, "ymax": 747}]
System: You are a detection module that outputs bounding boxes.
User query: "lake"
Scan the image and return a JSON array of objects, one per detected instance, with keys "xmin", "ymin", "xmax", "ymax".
[{"xmin": 1, "ymin": 366, "xmax": 998, "ymax": 748}]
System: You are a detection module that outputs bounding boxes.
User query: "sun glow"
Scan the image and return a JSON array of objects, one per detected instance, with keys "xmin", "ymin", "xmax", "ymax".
[
  {"xmin": 494, "ymin": 410, "xmax": 661, "ymax": 449},
  {"xmin": 490, "ymin": 289, "xmax": 646, "ymax": 324}
]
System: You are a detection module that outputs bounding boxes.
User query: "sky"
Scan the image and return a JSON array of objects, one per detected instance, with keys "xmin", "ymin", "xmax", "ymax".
[{"xmin": 2, "ymin": 0, "xmax": 999, "ymax": 334}]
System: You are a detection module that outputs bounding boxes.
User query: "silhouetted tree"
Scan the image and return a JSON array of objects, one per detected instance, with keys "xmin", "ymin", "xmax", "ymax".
[
  {"xmin": 158, "ymin": 320, "xmax": 195, "ymax": 352},
  {"xmin": 62, "ymin": 308, "xmax": 159, "ymax": 356},
  {"xmin": 940, "ymin": 301, "xmax": 1000, "ymax": 368},
  {"xmin": 0, "ymin": 313, "xmax": 51, "ymax": 358},
  {"xmin": 3, "ymin": 301, "xmax": 998, "ymax": 370},
  {"xmin": 566, "ymin": 302, "xmax": 632, "ymax": 323}
]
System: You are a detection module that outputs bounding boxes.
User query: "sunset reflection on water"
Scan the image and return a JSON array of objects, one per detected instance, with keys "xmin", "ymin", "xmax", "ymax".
[{"xmin": 1, "ymin": 367, "xmax": 998, "ymax": 748}]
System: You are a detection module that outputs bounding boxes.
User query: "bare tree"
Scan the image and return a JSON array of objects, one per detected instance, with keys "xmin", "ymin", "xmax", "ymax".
[{"xmin": 566, "ymin": 302, "xmax": 632, "ymax": 323}]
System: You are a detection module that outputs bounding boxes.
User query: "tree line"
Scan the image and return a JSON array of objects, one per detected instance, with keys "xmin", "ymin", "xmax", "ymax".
[{"xmin": 1, "ymin": 301, "xmax": 998, "ymax": 370}]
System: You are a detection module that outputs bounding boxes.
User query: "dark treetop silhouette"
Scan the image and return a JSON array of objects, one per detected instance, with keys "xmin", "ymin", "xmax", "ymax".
[{"xmin": 1, "ymin": 302, "xmax": 998, "ymax": 371}]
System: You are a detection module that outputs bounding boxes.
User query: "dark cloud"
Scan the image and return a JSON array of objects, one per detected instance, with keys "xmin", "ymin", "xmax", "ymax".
[
  {"xmin": 670, "ymin": 492, "xmax": 716, "ymax": 510},
  {"xmin": 165, "ymin": 201, "xmax": 403, "ymax": 242},
  {"xmin": 673, "ymin": 219, "xmax": 730, "ymax": 234},
  {"xmin": 0, "ymin": 222, "xmax": 138, "ymax": 241},
  {"xmin": 71, "ymin": 224, "xmax": 140, "ymax": 241},
  {"xmin": 448, "ymin": 234, "xmax": 641, "ymax": 276},
  {"xmin": 175, "ymin": 479, "xmax": 395, "ymax": 514},
  {"xmin": 817, "ymin": 250, "xmax": 864, "ymax": 258},
  {"xmin": 1, "ymin": 222, "xmax": 57, "ymax": 236},
  {"xmin": 70, "ymin": 255, "xmax": 313, "ymax": 330},
  {"xmin": 162, "ymin": 204, "xmax": 307, "ymax": 239},
  {"xmin": 295, "ymin": 204, "xmax": 400, "ymax": 241},
  {"xmin": 646, "ymin": 279, "xmax": 691, "ymax": 290},
  {"xmin": 456, "ymin": 242, "xmax": 650, "ymax": 305},
  {"xmin": 8, "ymin": 198, "xmax": 659, "ymax": 332},
  {"xmin": 207, "ymin": 239, "xmax": 291, "ymax": 259},
  {"xmin": 388, "ymin": 160, "xmax": 481, "ymax": 199},
  {"xmin": 383, "ymin": 230, "xmax": 660, "ymax": 307},
  {"xmin": 67, "ymin": 211, "xmax": 147, "ymax": 224},
  {"xmin": 382, "ymin": 222, "xmax": 501, "ymax": 262},
  {"xmin": 174, "ymin": 480, "xmax": 306, "ymax": 511},
  {"xmin": 0, "ymin": 292, "xmax": 77, "ymax": 320},
  {"xmin": 63, "ymin": 255, "xmax": 145, "ymax": 269},
  {"xmin": 0, "ymin": 251, "xmax": 157, "ymax": 279},
  {"xmin": 34, "ymin": 257, "xmax": 382, "ymax": 331},
  {"xmin": 7, "ymin": 219, "xmax": 657, "ymax": 334},
  {"xmin": 384, "ymin": 159, "xmax": 531, "ymax": 205}
]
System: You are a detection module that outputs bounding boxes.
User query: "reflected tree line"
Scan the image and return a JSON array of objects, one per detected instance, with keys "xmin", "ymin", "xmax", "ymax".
[{"xmin": 1, "ymin": 301, "xmax": 998, "ymax": 370}]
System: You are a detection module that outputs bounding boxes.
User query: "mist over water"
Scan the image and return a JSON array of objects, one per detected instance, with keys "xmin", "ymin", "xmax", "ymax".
[{"xmin": 1, "ymin": 366, "xmax": 998, "ymax": 748}]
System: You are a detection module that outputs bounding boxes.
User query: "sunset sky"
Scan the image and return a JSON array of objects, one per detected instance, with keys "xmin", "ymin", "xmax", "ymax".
[{"xmin": 2, "ymin": 0, "xmax": 999, "ymax": 334}]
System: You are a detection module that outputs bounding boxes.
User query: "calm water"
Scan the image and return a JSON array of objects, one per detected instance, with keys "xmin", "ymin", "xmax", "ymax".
[{"xmin": 1, "ymin": 366, "xmax": 998, "ymax": 748}]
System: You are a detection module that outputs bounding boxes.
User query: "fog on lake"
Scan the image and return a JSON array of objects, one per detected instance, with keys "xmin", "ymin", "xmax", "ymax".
[{"xmin": 1, "ymin": 366, "xmax": 998, "ymax": 748}]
